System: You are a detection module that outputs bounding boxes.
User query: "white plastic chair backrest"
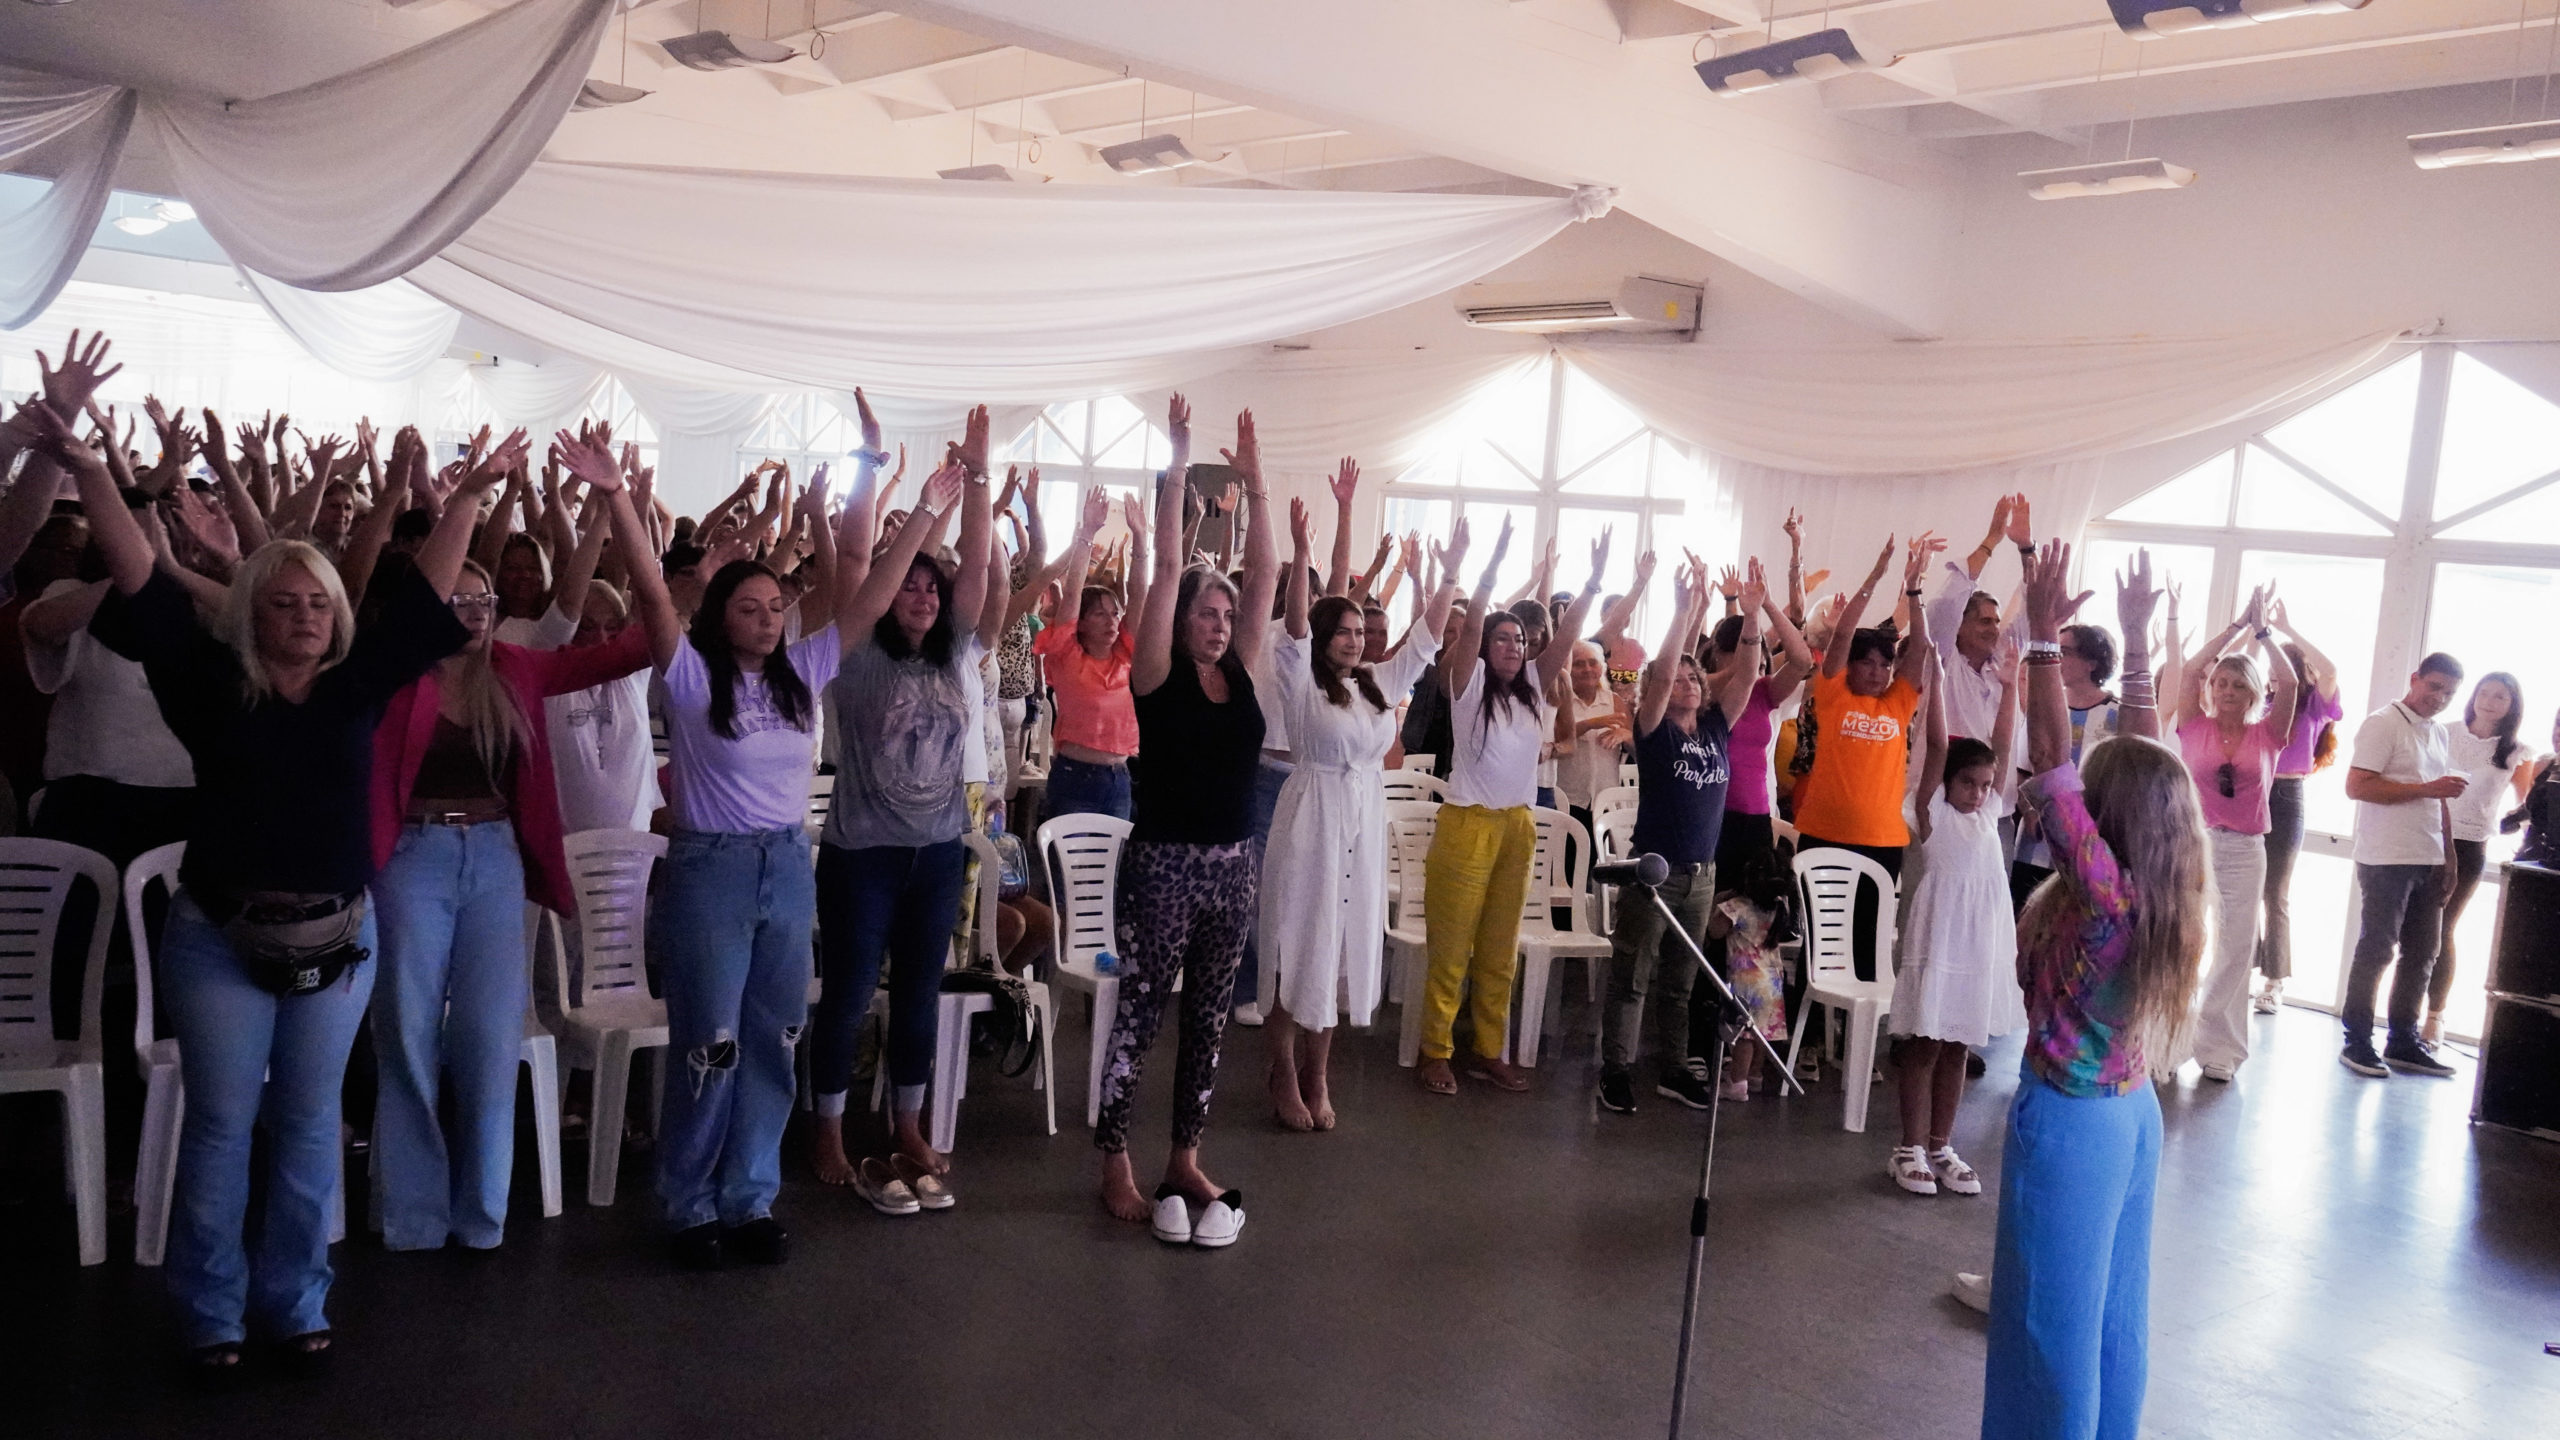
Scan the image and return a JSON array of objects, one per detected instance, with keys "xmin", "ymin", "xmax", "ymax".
[
  {"xmin": 1382, "ymin": 799, "xmax": 1437, "ymax": 923},
  {"xmin": 1401, "ymin": 753, "xmax": 1435, "ymax": 773},
  {"xmin": 1037, "ymin": 813, "xmax": 1131, "ymax": 976},
  {"xmin": 1385, "ymin": 811, "xmax": 1437, "ymax": 924},
  {"xmin": 1382, "ymin": 769, "xmax": 1448, "ymax": 805},
  {"xmin": 1619, "ymin": 762, "xmax": 1640, "ymax": 788},
  {"xmin": 1793, "ymin": 847, "xmax": 1896, "ymax": 986},
  {"xmin": 1592, "ymin": 805, "xmax": 1637, "ymax": 935},
  {"xmin": 0, "ymin": 837, "xmax": 117, "ymax": 1064},
  {"xmin": 557, "ymin": 829, "xmax": 667, "ymax": 1013},
  {"xmin": 804, "ymin": 769, "xmax": 835, "ymax": 842},
  {"xmin": 961, "ymin": 831, "xmax": 1003, "ymax": 968},
  {"xmin": 1593, "ymin": 784, "xmax": 1640, "ymax": 839},
  {"xmin": 122, "ymin": 842, "xmax": 185, "ymax": 1065},
  {"xmin": 1525, "ymin": 806, "xmax": 1593, "ymax": 933}
]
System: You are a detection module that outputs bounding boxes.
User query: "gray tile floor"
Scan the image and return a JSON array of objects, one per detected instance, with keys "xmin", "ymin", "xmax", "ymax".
[{"xmin": 8, "ymin": 999, "xmax": 2555, "ymax": 1439}]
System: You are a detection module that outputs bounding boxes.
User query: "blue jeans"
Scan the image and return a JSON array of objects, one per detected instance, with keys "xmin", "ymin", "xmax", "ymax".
[
  {"xmin": 160, "ymin": 891, "xmax": 375, "ymax": 1349},
  {"xmin": 1045, "ymin": 755, "xmax": 1131, "ymax": 823},
  {"xmin": 1983, "ymin": 1067, "xmax": 2160, "ymax": 1440},
  {"xmin": 651, "ymin": 827, "xmax": 813, "ymax": 1231},
  {"xmin": 370, "ymin": 821, "xmax": 528, "ymax": 1251},
  {"xmin": 813, "ymin": 839, "xmax": 967, "ymax": 1112},
  {"xmin": 1235, "ymin": 755, "xmax": 1292, "ymax": 1009}
]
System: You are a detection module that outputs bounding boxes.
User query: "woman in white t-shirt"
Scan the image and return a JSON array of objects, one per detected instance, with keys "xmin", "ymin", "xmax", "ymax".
[
  {"xmin": 2434, "ymin": 671, "xmax": 2535, "ymax": 1043},
  {"xmin": 622, "ymin": 440, "xmax": 865, "ymax": 1271},
  {"xmin": 1414, "ymin": 519, "xmax": 1607, "ymax": 1096}
]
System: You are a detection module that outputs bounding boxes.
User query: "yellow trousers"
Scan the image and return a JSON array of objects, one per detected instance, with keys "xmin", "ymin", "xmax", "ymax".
[{"xmin": 1420, "ymin": 804, "xmax": 1537, "ymax": 1062}]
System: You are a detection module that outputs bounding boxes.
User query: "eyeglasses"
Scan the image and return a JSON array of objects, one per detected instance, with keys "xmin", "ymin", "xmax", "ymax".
[
  {"xmin": 2216, "ymin": 762, "xmax": 2237, "ymax": 800},
  {"xmin": 447, "ymin": 594, "xmax": 501, "ymax": 615}
]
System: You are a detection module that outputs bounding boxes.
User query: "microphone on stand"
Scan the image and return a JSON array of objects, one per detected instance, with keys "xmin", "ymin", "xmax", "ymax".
[{"xmin": 1590, "ymin": 852, "xmax": 1670, "ymax": 889}]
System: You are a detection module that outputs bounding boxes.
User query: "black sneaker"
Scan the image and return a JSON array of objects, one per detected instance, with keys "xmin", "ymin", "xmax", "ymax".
[
  {"xmin": 2383, "ymin": 1036, "xmax": 2457, "ymax": 1078},
  {"xmin": 724, "ymin": 1215, "xmax": 790, "ymax": 1265},
  {"xmin": 1655, "ymin": 1065, "xmax": 1715, "ymax": 1111},
  {"xmin": 1598, "ymin": 1068, "xmax": 1639, "ymax": 1114},
  {"xmin": 670, "ymin": 1222, "xmax": 724, "ymax": 1271},
  {"xmin": 2339, "ymin": 1042, "xmax": 2389, "ymax": 1078}
]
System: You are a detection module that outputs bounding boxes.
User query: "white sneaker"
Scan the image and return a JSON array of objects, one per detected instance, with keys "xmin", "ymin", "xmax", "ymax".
[
  {"xmin": 1926, "ymin": 1146, "xmax": 1982, "ymax": 1196},
  {"xmin": 1952, "ymin": 1271, "xmax": 1992, "ymax": 1314},
  {"xmin": 2254, "ymin": 981, "xmax": 2282, "ymax": 1015},
  {"xmin": 2199, "ymin": 1062, "xmax": 2236, "ymax": 1083},
  {"xmin": 1232, "ymin": 1003, "xmax": 1265, "ymax": 1029},
  {"xmin": 1191, "ymin": 1190, "xmax": 1246, "ymax": 1249},
  {"xmin": 1150, "ymin": 1187, "xmax": 1193, "ymax": 1245},
  {"xmin": 1889, "ymin": 1145, "xmax": 1939, "ymax": 1195}
]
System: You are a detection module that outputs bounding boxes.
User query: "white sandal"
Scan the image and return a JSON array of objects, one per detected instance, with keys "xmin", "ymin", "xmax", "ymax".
[
  {"xmin": 1889, "ymin": 1145, "xmax": 1939, "ymax": 1195},
  {"xmin": 1927, "ymin": 1146, "xmax": 1982, "ymax": 1196}
]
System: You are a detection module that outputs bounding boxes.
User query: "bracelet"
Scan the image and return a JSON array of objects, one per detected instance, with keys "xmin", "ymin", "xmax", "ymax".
[
  {"xmin": 1903, "ymin": 587, "xmax": 1923, "ymax": 597},
  {"xmin": 2255, "ymin": 627, "xmax": 2273, "ymax": 642},
  {"xmin": 2016, "ymin": 542, "xmax": 2035, "ymax": 556},
  {"xmin": 851, "ymin": 448, "xmax": 889, "ymax": 467},
  {"xmin": 2024, "ymin": 638, "xmax": 2061, "ymax": 657},
  {"xmin": 2024, "ymin": 653, "xmax": 2064, "ymax": 667}
]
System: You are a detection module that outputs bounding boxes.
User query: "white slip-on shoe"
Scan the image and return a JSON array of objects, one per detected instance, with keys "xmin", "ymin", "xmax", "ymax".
[
  {"xmin": 1191, "ymin": 1190, "xmax": 1246, "ymax": 1249},
  {"xmin": 1953, "ymin": 1271, "xmax": 1992, "ymax": 1314},
  {"xmin": 1150, "ymin": 1186, "xmax": 1193, "ymax": 1245},
  {"xmin": 1232, "ymin": 1003, "xmax": 1265, "ymax": 1028}
]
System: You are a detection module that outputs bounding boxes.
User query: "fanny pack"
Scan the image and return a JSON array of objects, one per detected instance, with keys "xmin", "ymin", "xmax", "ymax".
[{"xmin": 218, "ymin": 891, "xmax": 371, "ymax": 997}]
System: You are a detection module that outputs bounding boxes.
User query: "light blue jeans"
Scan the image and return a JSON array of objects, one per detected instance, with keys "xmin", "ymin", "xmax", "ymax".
[
  {"xmin": 651, "ymin": 827, "xmax": 813, "ymax": 1231},
  {"xmin": 159, "ymin": 890, "xmax": 375, "ymax": 1349},
  {"xmin": 1983, "ymin": 1066, "xmax": 2161, "ymax": 1440},
  {"xmin": 370, "ymin": 821, "xmax": 528, "ymax": 1251}
]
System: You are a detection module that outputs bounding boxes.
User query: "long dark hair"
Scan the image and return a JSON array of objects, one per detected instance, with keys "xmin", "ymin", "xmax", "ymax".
[
  {"xmin": 689, "ymin": 560, "xmax": 812, "ymax": 741},
  {"xmin": 1307, "ymin": 595, "xmax": 1387, "ymax": 711},
  {"xmin": 873, "ymin": 554, "xmax": 957, "ymax": 668},
  {"xmin": 2470, "ymin": 671, "xmax": 2526, "ymax": 770},
  {"xmin": 1474, "ymin": 612, "xmax": 1540, "ymax": 754}
]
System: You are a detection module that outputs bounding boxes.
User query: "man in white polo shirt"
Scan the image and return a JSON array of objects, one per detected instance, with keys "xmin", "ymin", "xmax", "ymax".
[{"xmin": 2339, "ymin": 652, "xmax": 2469, "ymax": 1079}]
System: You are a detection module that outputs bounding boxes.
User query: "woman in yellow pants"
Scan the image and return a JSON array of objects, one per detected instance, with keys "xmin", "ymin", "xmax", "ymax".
[{"xmin": 1418, "ymin": 518, "xmax": 1609, "ymax": 1094}]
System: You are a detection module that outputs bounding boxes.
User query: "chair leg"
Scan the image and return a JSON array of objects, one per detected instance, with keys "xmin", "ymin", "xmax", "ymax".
[
  {"xmin": 65, "ymin": 1065, "xmax": 107, "ymax": 1267},
  {"xmin": 1841, "ymin": 999, "xmax": 1881, "ymax": 1134},
  {"xmin": 1084, "ymin": 977, "xmax": 1116, "ymax": 1129},
  {"xmin": 1395, "ymin": 943, "xmax": 1424, "ymax": 1068},
  {"xmin": 589, "ymin": 1035, "xmax": 632, "ymax": 1208},
  {"xmin": 134, "ymin": 1065, "xmax": 183, "ymax": 1266},
  {"xmin": 930, "ymin": 995, "xmax": 968, "ymax": 1156},
  {"xmin": 1781, "ymin": 987, "xmax": 1812, "ymax": 1083},
  {"xmin": 1034, "ymin": 993, "xmax": 1058, "ymax": 1137},
  {"xmin": 1512, "ymin": 954, "xmax": 1552, "ymax": 1068},
  {"xmin": 523, "ymin": 1036, "xmax": 563, "ymax": 1219}
]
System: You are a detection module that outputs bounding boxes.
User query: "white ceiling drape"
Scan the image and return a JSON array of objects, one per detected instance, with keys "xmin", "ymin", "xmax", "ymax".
[
  {"xmin": 0, "ymin": 67, "xmax": 135, "ymax": 328},
  {"xmin": 241, "ymin": 271, "xmax": 460, "ymax": 383}
]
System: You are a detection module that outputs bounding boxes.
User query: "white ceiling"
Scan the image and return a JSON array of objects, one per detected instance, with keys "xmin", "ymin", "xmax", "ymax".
[{"xmin": 4, "ymin": 0, "xmax": 2555, "ymax": 340}]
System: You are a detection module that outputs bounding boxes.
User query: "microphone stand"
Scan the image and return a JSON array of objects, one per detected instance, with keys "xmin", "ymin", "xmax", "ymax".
[{"xmin": 1629, "ymin": 877, "xmax": 1802, "ymax": 1440}]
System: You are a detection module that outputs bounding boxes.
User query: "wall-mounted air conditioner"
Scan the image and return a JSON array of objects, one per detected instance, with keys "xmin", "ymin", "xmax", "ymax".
[{"xmin": 1459, "ymin": 276, "xmax": 1702, "ymax": 336}]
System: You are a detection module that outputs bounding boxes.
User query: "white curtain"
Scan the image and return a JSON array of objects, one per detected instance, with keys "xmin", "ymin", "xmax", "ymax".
[
  {"xmin": 0, "ymin": 68, "xmax": 135, "ymax": 328},
  {"xmin": 241, "ymin": 270, "xmax": 459, "ymax": 383},
  {"xmin": 1569, "ymin": 330, "xmax": 2401, "ymax": 476},
  {"xmin": 466, "ymin": 355, "xmax": 604, "ymax": 435},
  {"xmin": 144, "ymin": 0, "xmax": 612, "ymax": 291},
  {"xmin": 407, "ymin": 163, "xmax": 1604, "ymax": 401},
  {"xmin": 1712, "ymin": 455, "xmax": 2111, "ymax": 595},
  {"xmin": 618, "ymin": 377, "xmax": 773, "ymax": 439},
  {"xmin": 1174, "ymin": 348, "xmax": 1542, "ymax": 478}
]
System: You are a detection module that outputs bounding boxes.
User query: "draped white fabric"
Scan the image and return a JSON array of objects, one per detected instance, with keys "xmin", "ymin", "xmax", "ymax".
[
  {"xmin": 240, "ymin": 270, "xmax": 459, "ymax": 383},
  {"xmin": 144, "ymin": 0, "xmax": 612, "ymax": 290},
  {"xmin": 1174, "ymin": 348, "xmax": 1543, "ymax": 477},
  {"xmin": 1712, "ymin": 454, "xmax": 2111, "ymax": 593},
  {"xmin": 617, "ymin": 376, "xmax": 772, "ymax": 439},
  {"xmin": 466, "ymin": 355, "xmax": 604, "ymax": 434},
  {"xmin": 1569, "ymin": 330, "xmax": 2401, "ymax": 476},
  {"xmin": 406, "ymin": 162, "xmax": 1600, "ymax": 401},
  {"xmin": 0, "ymin": 68, "xmax": 135, "ymax": 329}
]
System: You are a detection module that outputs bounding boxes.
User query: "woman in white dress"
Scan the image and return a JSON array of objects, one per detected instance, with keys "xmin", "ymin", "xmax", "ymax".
[
  {"xmin": 1888, "ymin": 642, "xmax": 2027, "ymax": 1198},
  {"xmin": 1258, "ymin": 508, "xmax": 1464, "ymax": 1130}
]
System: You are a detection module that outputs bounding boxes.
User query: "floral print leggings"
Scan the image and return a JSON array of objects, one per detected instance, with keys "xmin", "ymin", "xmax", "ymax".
[{"xmin": 1094, "ymin": 838, "xmax": 1257, "ymax": 1154}]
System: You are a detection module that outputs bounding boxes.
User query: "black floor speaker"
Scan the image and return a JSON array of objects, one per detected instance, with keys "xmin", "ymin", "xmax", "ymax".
[
  {"xmin": 2473, "ymin": 994, "xmax": 2560, "ymax": 1143},
  {"xmin": 2490, "ymin": 862, "xmax": 2560, "ymax": 1002}
]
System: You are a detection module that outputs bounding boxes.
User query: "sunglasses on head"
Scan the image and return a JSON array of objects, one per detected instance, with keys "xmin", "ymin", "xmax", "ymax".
[{"xmin": 2216, "ymin": 762, "xmax": 2237, "ymax": 800}]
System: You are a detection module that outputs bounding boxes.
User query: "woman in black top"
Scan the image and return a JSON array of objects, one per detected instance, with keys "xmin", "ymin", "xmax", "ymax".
[
  {"xmin": 1095, "ymin": 399, "xmax": 1275, "ymax": 1248},
  {"xmin": 13, "ymin": 351, "xmax": 502, "ymax": 1379}
]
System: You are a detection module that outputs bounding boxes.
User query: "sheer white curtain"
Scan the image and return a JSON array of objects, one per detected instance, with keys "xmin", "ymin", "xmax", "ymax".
[
  {"xmin": 242, "ymin": 272, "xmax": 459, "ymax": 384},
  {"xmin": 1712, "ymin": 453, "xmax": 2110, "ymax": 601},
  {"xmin": 0, "ymin": 69, "xmax": 135, "ymax": 328}
]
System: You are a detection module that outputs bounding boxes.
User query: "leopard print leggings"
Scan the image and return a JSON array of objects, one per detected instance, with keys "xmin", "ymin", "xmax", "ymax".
[{"xmin": 1093, "ymin": 838, "xmax": 1257, "ymax": 1154}]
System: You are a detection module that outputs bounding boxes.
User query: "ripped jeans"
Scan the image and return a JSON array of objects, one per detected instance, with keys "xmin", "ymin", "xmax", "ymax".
[{"xmin": 651, "ymin": 827, "xmax": 814, "ymax": 1231}]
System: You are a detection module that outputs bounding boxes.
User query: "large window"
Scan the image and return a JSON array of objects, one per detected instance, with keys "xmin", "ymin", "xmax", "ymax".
[
  {"xmin": 999, "ymin": 396, "xmax": 1171, "ymax": 560},
  {"xmin": 2087, "ymin": 345, "xmax": 2560, "ymax": 1039},
  {"xmin": 1381, "ymin": 355, "xmax": 1716, "ymax": 650},
  {"xmin": 735, "ymin": 393, "xmax": 850, "ymax": 486}
]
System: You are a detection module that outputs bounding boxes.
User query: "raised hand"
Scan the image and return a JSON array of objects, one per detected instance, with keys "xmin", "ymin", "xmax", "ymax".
[
  {"xmin": 463, "ymin": 428, "xmax": 530, "ymax": 494},
  {"xmin": 1782, "ymin": 507, "xmax": 1803, "ymax": 546},
  {"xmin": 1217, "ymin": 408, "xmax": 1259, "ymax": 490},
  {"xmin": 1904, "ymin": 530, "xmax": 1942, "ymax": 589},
  {"xmin": 1586, "ymin": 526, "xmax": 1612, "ymax": 585},
  {"xmin": 2115, "ymin": 547, "xmax": 2161, "ymax": 643},
  {"xmin": 1328, "ymin": 456, "xmax": 1359, "ymax": 508},
  {"xmin": 801, "ymin": 460, "xmax": 833, "ymax": 518},
  {"xmin": 1121, "ymin": 491, "xmax": 1146, "ymax": 541},
  {"xmin": 37, "ymin": 329, "xmax": 121, "ymax": 415},
  {"xmin": 852, "ymin": 386, "xmax": 883, "ymax": 456},
  {"xmin": 1288, "ymin": 496, "xmax": 1313, "ymax": 554},
  {"xmin": 1716, "ymin": 564, "xmax": 1742, "ymax": 601},
  {"xmin": 1993, "ymin": 633, "xmax": 2024, "ymax": 688},
  {"xmin": 1480, "ymin": 512, "xmax": 1515, "ymax": 589},
  {"xmin": 955, "ymin": 404, "xmax": 991, "ymax": 480},
  {"xmin": 1165, "ymin": 394, "xmax": 1193, "ymax": 478},
  {"xmin": 1739, "ymin": 557, "xmax": 1769, "ymax": 616},
  {"xmin": 920, "ymin": 460, "xmax": 966, "ymax": 517},
  {"xmin": 552, "ymin": 423, "xmax": 623, "ymax": 491},
  {"xmin": 171, "ymin": 486, "xmax": 241, "ymax": 568},
  {"xmin": 1077, "ymin": 485, "xmax": 1110, "ymax": 539},
  {"xmin": 2022, "ymin": 538, "xmax": 2075, "ymax": 640},
  {"xmin": 1984, "ymin": 493, "xmax": 2014, "ymax": 547},
  {"xmin": 1864, "ymin": 536, "xmax": 1897, "ymax": 588},
  {"xmin": 2006, "ymin": 493, "xmax": 2034, "ymax": 547},
  {"xmin": 1434, "ymin": 514, "xmax": 1472, "ymax": 571},
  {"xmin": 1398, "ymin": 530, "xmax": 1423, "ymax": 578}
]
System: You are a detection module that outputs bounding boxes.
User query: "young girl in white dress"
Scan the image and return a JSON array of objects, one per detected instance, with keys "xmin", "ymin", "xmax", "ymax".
[{"xmin": 1890, "ymin": 642, "xmax": 2027, "ymax": 1197}]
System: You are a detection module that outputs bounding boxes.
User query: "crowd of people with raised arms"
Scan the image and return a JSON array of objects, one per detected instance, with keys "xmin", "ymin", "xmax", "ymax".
[{"xmin": 4, "ymin": 324, "xmax": 2549, "ymax": 1439}]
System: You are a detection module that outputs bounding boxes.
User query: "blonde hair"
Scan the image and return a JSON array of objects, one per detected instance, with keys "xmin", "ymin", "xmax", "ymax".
[
  {"xmin": 2210, "ymin": 654, "xmax": 2264, "ymax": 712},
  {"xmin": 583, "ymin": 578, "xmax": 630, "ymax": 625},
  {"xmin": 220, "ymin": 540, "xmax": 355, "ymax": 702},
  {"xmin": 2050, "ymin": 733, "xmax": 2211, "ymax": 1040},
  {"xmin": 443, "ymin": 560, "xmax": 531, "ymax": 780}
]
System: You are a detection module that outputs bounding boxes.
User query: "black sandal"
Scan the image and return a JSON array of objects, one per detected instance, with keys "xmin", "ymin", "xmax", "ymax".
[
  {"xmin": 273, "ymin": 1329, "xmax": 333, "ymax": 1378},
  {"xmin": 189, "ymin": 1342, "xmax": 246, "ymax": 1391}
]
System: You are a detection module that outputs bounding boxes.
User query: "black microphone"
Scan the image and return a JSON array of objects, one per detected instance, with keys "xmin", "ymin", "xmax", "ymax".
[{"xmin": 1590, "ymin": 852, "xmax": 1670, "ymax": 888}]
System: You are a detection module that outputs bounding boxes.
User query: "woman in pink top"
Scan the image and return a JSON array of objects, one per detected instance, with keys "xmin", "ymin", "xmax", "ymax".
[
  {"xmin": 1707, "ymin": 565, "xmax": 1815, "ymax": 876},
  {"xmin": 1032, "ymin": 487, "xmax": 1150, "ymax": 822},
  {"xmin": 2169, "ymin": 585, "xmax": 2299, "ymax": 1082}
]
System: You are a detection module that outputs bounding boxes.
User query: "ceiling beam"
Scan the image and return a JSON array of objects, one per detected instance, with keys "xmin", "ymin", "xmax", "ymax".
[{"xmin": 889, "ymin": 0, "xmax": 1962, "ymax": 336}]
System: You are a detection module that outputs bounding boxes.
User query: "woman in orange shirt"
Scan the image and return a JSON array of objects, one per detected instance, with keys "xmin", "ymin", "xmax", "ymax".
[
  {"xmin": 1794, "ymin": 534, "xmax": 1938, "ymax": 981},
  {"xmin": 1032, "ymin": 487, "xmax": 1150, "ymax": 822}
]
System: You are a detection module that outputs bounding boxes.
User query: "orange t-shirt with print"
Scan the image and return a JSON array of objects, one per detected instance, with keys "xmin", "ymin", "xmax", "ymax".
[{"xmin": 1792, "ymin": 668, "xmax": 1922, "ymax": 848}]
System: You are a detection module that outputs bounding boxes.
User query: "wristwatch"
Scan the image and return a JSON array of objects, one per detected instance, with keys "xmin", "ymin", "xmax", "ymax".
[
  {"xmin": 2024, "ymin": 639, "xmax": 2062, "ymax": 657},
  {"xmin": 851, "ymin": 447, "xmax": 891, "ymax": 468}
]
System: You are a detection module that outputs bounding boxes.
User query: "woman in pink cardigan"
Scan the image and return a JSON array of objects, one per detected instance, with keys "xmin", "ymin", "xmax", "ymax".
[{"xmin": 365, "ymin": 442, "xmax": 677, "ymax": 1251}]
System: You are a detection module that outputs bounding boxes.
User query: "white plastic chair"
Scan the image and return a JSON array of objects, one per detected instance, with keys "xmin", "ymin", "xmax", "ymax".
[
  {"xmin": 541, "ymin": 829, "xmax": 668, "ymax": 1207},
  {"xmin": 0, "ymin": 838, "xmax": 115, "ymax": 1266},
  {"xmin": 1036, "ymin": 813, "xmax": 1132, "ymax": 1128},
  {"xmin": 1382, "ymin": 769, "xmax": 1449, "ymax": 805},
  {"xmin": 1511, "ymin": 808, "xmax": 1612, "ymax": 1068},
  {"xmin": 1619, "ymin": 761, "xmax": 1640, "ymax": 788},
  {"xmin": 1590, "ymin": 790, "xmax": 1640, "ymax": 936},
  {"xmin": 124, "ymin": 844, "xmax": 348, "ymax": 1264},
  {"xmin": 1381, "ymin": 798, "xmax": 1439, "ymax": 937},
  {"xmin": 1389, "ymin": 809, "xmax": 1441, "ymax": 1067},
  {"xmin": 1784, "ymin": 847, "xmax": 1898, "ymax": 1134},
  {"xmin": 873, "ymin": 833, "xmax": 1058, "ymax": 1150},
  {"xmin": 1400, "ymin": 753, "xmax": 1435, "ymax": 773}
]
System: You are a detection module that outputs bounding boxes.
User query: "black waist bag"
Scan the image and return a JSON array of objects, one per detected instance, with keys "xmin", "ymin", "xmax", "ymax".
[
  {"xmin": 221, "ymin": 891, "xmax": 371, "ymax": 997},
  {"xmin": 940, "ymin": 966, "xmax": 1038, "ymax": 1079}
]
